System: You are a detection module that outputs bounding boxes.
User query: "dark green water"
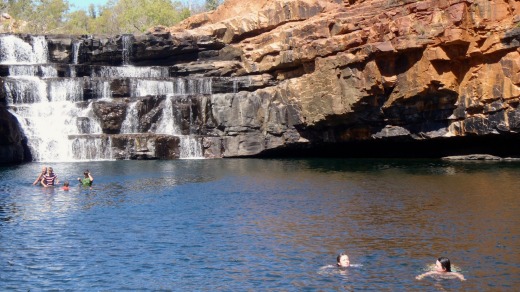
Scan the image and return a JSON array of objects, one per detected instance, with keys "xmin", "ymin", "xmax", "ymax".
[{"xmin": 0, "ymin": 159, "xmax": 518, "ymax": 290}]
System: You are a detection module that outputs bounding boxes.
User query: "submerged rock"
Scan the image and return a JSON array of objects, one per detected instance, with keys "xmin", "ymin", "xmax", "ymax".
[{"xmin": 442, "ymin": 154, "xmax": 503, "ymax": 161}]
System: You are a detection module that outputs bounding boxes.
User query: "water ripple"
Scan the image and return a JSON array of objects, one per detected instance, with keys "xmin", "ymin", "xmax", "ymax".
[{"xmin": 0, "ymin": 159, "xmax": 519, "ymax": 290}]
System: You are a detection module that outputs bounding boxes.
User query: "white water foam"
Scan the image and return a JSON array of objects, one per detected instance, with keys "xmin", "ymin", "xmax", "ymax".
[
  {"xmin": 92, "ymin": 79, "xmax": 112, "ymax": 99},
  {"xmin": 122, "ymin": 34, "xmax": 132, "ymax": 65},
  {"xmin": 92, "ymin": 66, "xmax": 169, "ymax": 78},
  {"xmin": 2, "ymin": 34, "xmax": 210, "ymax": 161},
  {"xmin": 0, "ymin": 35, "xmax": 48, "ymax": 64},
  {"xmin": 131, "ymin": 78, "xmax": 212, "ymax": 97},
  {"xmin": 179, "ymin": 136, "xmax": 203, "ymax": 159},
  {"xmin": 5, "ymin": 75, "xmax": 105, "ymax": 161},
  {"xmin": 72, "ymin": 41, "xmax": 81, "ymax": 64},
  {"xmin": 48, "ymin": 79, "xmax": 84, "ymax": 102},
  {"xmin": 120, "ymin": 101, "xmax": 140, "ymax": 133},
  {"xmin": 71, "ymin": 136, "xmax": 113, "ymax": 161},
  {"xmin": 4, "ymin": 76, "xmax": 48, "ymax": 104},
  {"xmin": 155, "ymin": 96, "xmax": 177, "ymax": 134}
]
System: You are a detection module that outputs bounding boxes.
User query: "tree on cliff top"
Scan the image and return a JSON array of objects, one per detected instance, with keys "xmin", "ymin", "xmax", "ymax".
[
  {"xmin": 92, "ymin": 0, "xmax": 191, "ymax": 34},
  {"xmin": 205, "ymin": 0, "xmax": 222, "ymax": 11},
  {"xmin": 0, "ymin": 0, "xmax": 212, "ymax": 35},
  {"xmin": 2, "ymin": 0, "xmax": 69, "ymax": 34}
]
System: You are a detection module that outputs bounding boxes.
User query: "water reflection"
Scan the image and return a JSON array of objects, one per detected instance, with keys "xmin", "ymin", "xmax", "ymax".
[{"xmin": 0, "ymin": 159, "xmax": 519, "ymax": 290}]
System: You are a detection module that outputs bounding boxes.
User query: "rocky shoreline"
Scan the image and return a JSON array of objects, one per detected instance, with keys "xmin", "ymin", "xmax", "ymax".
[{"xmin": 442, "ymin": 154, "xmax": 520, "ymax": 161}]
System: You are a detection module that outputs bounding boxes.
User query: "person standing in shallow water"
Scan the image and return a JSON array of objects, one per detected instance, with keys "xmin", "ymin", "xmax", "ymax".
[
  {"xmin": 41, "ymin": 167, "xmax": 59, "ymax": 187},
  {"xmin": 416, "ymin": 257, "xmax": 466, "ymax": 281},
  {"xmin": 337, "ymin": 253, "xmax": 350, "ymax": 268},
  {"xmin": 33, "ymin": 166, "xmax": 47, "ymax": 185},
  {"xmin": 78, "ymin": 170, "xmax": 94, "ymax": 186}
]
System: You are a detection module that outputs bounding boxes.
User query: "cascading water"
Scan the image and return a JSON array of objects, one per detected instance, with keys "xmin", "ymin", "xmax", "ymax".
[
  {"xmin": 2, "ymin": 35, "xmax": 105, "ymax": 161},
  {"xmin": 2, "ymin": 34, "xmax": 211, "ymax": 161},
  {"xmin": 120, "ymin": 101, "xmax": 140, "ymax": 133},
  {"xmin": 131, "ymin": 78, "xmax": 212, "ymax": 97},
  {"xmin": 180, "ymin": 136, "xmax": 204, "ymax": 159},
  {"xmin": 179, "ymin": 96, "xmax": 203, "ymax": 159},
  {"xmin": 0, "ymin": 35, "xmax": 48, "ymax": 64},
  {"xmin": 155, "ymin": 96, "xmax": 177, "ymax": 134},
  {"xmin": 72, "ymin": 41, "xmax": 81, "ymax": 65},
  {"xmin": 92, "ymin": 66, "xmax": 168, "ymax": 78},
  {"xmin": 122, "ymin": 34, "xmax": 132, "ymax": 65},
  {"xmin": 31, "ymin": 36, "xmax": 49, "ymax": 64}
]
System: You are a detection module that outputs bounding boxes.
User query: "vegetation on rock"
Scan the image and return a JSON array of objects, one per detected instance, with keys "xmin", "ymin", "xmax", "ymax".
[{"xmin": 0, "ymin": 0, "xmax": 222, "ymax": 35}]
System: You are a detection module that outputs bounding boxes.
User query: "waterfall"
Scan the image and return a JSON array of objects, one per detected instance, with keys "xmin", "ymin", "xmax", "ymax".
[
  {"xmin": 31, "ymin": 36, "xmax": 48, "ymax": 64},
  {"xmin": 156, "ymin": 96, "xmax": 177, "ymax": 134},
  {"xmin": 1, "ymin": 35, "xmax": 107, "ymax": 161},
  {"xmin": 72, "ymin": 41, "xmax": 81, "ymax": 64},
  {"xmin": 121, "ymin": 101, "xmax": 140, "ymax": 133},
  {"xmin": 4, "ymin": 76, "xmax": 48, "ymax": 104},
  {"xmin": 0, "ymin": 35, "xmax": 48, "ymax": 64},
  {"xmin": 9, "ymin": 65, "xmax": 58, "ymax": 78},
  {"xmin": 233, "ymin": 78, "xmax": 238, "ymax": 93},
  {"xmin": 131, "ymin": 78, "xmax": 212, "ymax": 97},
  {"xmin": 92, "ymin": 79, "xmax": 112, "ymax": 99},
  {"xmin": 92, "ymin": 66, "xmax": 169, "ymax": 78},
  {"xmin": 132, "ymin": 79, "xmax": 174, "ymax": 97},
  {"xmin": 2, "ymin": 34, "xmax": 214, "ymax": 161},
  {"xmin": 178, "ymin": 96, "xmax": 203, "ymax": 159},
  {"xmin": 9, "ymin": 65, "xmax": 37, "ymax": 76},
  {"xmin": 48, "ymin": 79, "xmax": 84, "ymax": 102},
  {"xmin": 9, "ymin": 101, "xmax": 86, "ymax": 161},
  {"xmin": 122, "ymin": 34, "xmax": 132, "ymax": 65},
  {"xmin": 0, "ymin": 35, "xmax": 34, "ymax": 64},
  {"xmin": 71, "ymin": 136, "xmax": 113, "ymax": 161},
  {"xmin": 179, "ymin": 136, "xmax": 203, "ymax": 159},
  {"xmin": 41, "ymin": 65, "xmax": 58, "ymax": 77}
]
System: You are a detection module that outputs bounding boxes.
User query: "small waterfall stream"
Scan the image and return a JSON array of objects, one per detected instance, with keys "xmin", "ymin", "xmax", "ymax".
[
  {"xmin": 1, "ymin": 34, "xmax": 210, "ymax": 161},
  {"xmin": 72, "ymin": 41, "xmax": 81, "ymax": 65},
  {"xmin": 122, "ymin": 34, "xmax": 132, "ymax": 66}
]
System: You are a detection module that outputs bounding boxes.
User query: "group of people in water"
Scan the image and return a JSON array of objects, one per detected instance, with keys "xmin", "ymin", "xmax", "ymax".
[
  {"xmin": 32, "ymin": 166, "xmax": 94, "ymax": 190},
  {"xmin": 336, "ymin": 253, "xmax": 466, "ymax": 281},
  {"xmin": 31, "ymin": 165, "xmax": 465, "ymax": 282}
]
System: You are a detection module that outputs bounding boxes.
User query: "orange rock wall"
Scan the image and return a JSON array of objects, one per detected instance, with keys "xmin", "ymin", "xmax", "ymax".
[{"xmin": 171, "ymin": 0, "xmax": 520, "ymax": 146}]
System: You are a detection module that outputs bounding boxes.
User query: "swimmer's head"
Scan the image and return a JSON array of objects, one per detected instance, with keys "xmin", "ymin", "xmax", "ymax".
[
  {"xmin": 436, "ymin": 257, "xmax": 451, "ymax": 272},
  {"xmin": 337, "ymin": 253, "xmax": 350, "ymax": 267},
  {"xmin": 63, "ymin": 181, "xmax": 69, "ymax": 187}
]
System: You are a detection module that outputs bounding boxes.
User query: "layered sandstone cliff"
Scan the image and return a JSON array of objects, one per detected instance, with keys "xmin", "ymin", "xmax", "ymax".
[{"xmin": 169, "ymin": 0, "xmax": 520, "ymax": 156}]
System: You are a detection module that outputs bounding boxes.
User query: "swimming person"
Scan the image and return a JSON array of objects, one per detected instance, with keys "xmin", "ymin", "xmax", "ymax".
[
  {"xmin": 41, "ymin": 167, "xmax": 59, "ymax": 187},
  {"xmin": 337, "ymin": 253, "xmax": 350, "ymax": 268},
  {"xmin": 78, "ymin": 169, "xmax": 93, "ymax": 186},
  {"xmin": 33, "ymin": 166, "xmax": 47, "ymax": 185},
  {"xmin": 62, "ymin": 181, "xmax": 70, "ymax": 191},
  {"xmin": 416, "ymin": 257, "xmax": 466, "ymax": 281},
  {"xmin": 317, "ymin": 253, "xmax": 353, "ymax": 276}
]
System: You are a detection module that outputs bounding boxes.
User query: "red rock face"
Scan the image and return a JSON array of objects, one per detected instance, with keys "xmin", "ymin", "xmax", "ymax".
[{"xmin": 168, "ymin": 0, "xmax": 520, "ymax": 156}]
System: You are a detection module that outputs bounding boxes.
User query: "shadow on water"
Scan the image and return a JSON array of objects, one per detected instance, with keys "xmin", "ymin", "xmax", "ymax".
[{"xmin": 298, "ymin": 157, "xmax": 520, "ymax": 175}]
